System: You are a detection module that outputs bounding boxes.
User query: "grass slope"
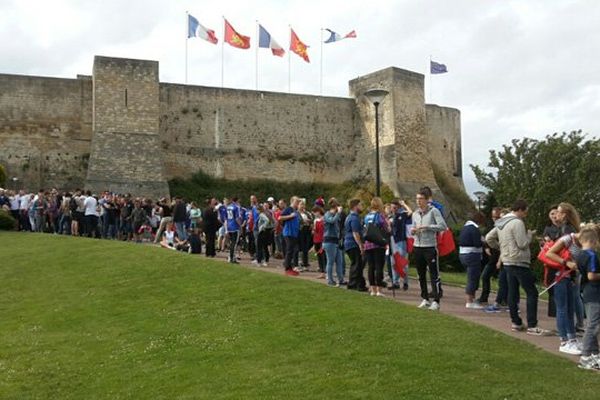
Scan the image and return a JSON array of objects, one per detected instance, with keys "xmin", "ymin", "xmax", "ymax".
[{"xmin": 0, "ymin": 232, "xmax": 597, "ymax": 399}]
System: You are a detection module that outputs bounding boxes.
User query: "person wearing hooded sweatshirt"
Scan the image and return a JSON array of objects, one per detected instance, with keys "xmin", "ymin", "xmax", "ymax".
[
  {"xmin": 411, "ymin": 188, "xmax": 448, "ymax": 311},
  {"xmin": 486, "ymin": 199, "xmax": 550, "ymax": 336}
]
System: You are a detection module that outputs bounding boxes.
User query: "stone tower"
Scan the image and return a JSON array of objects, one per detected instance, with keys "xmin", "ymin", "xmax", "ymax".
[
  {"xmin": 349, "ymin": 67, "xmax": 444, "ymax": 199},
  {"xmin": 85, "ymin": 56, "xmax": 170, "ymax": 198}
]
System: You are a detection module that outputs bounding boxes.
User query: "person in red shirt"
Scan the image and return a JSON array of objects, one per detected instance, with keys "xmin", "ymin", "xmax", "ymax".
[
  {"xmin": 273, "ymin": 199, "xmax": 285, "ymax": 259},
  {"xmin": 312, "ymin": 206, "xmax": 326, "ymax": 279}
]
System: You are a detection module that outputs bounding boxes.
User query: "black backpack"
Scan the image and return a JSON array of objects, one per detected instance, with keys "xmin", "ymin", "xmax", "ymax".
[{"xmin": 69, "ymin": 197, "xmax": 78, "ymax": 212}]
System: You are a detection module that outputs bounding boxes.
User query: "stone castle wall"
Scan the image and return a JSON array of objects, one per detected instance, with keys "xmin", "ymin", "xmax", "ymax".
[
  {"xmin": 159, "ymin": 84, "xmax": 357, "ymax": 183},
  {"xmin": 0, "ymin": 73, "xmax": 92, "ymax": 190},
  {"xmin": 0, "ymin": 56, "xmax": 465, "ymax": 207}
]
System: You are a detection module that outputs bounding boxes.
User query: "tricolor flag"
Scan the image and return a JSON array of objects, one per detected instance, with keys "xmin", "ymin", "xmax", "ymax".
[
  {"xmin": 324, "ymin": 29, "xmax": 356, "ymax": 43},
  {"xmin": 188, "ymin": 14, "xmax": 218, "ymax": 44},
  {"xmin": 224, "ymin": 19, "xmax": 251, "ymax": 49},
  {"xmin": 258, "ymin": 25, "xmax": 285, "ymax": 57},
  {"xmin": 290, "ymin": 29, "xmax": 310, "ymax": 63},
  {"xmin": 430, "ymin": 60, "xmax": 448, "ymax": 74},
  {"xmin": 390, "ymin": 237, "xmax": 409, "ymax": 278}
]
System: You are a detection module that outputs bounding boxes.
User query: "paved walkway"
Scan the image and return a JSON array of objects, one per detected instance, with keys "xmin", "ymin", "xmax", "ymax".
[{"xmin": 210, "ymin": 250, "xmax": 579, "ymax": 363}]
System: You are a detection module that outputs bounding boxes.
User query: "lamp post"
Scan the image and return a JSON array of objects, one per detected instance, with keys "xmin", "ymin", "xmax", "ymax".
[
  {"xmin": 364, "ymin": 88, "xmax": 389, "ymax": 197},
  {"xmin": 473, "ymin": 191, "xmax": 486, "ymax": 212}
]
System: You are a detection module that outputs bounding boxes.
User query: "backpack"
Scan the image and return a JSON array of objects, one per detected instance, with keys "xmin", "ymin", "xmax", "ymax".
[{"xmin": 69, "ymin": 197, "xmax": 78, "ymax": 212}]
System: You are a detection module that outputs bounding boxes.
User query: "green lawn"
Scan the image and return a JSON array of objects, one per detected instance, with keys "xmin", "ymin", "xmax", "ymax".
[{"xmin": 0, "ymin": 232, "xmax": 596, "ymax": 399}]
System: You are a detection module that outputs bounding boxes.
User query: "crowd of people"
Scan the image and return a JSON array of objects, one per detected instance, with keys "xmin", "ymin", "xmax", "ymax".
[{"xmin": 2, "ymin": 186, "xmax": 600, "ymax": 370}]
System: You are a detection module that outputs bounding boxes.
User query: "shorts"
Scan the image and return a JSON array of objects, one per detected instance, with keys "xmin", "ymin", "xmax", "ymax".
[
  {"xmin": 218, "ymin": 226, "xmax": 226, "ymax": 236},
  {"xmin": 73, "ymin": 211, "xmax": 84, "ymax": 224}
]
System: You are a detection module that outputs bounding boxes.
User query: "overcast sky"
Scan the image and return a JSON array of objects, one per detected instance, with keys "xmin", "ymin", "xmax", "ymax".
[{"xmin": 2, "ymin": 0, "xmax": 599, "ymax": 195}]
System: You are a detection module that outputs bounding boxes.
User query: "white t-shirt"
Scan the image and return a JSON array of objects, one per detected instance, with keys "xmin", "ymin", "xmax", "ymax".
[
  {"xmin": 20, "ymin": 195, "xmax": 30, "ymax": 210},
  {"xmin": 10, "ymin": 195, "xmax": 20, "ymax": 210},
  {"xmin": 84, "ymin": 196, "xmax": 99, "ymax": 216}
]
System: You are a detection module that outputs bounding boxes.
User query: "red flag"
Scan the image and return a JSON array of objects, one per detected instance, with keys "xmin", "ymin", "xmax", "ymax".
[
  {"xmin": 290, "ymin": 29, "xmax": 310, "ymax": 62},
  {"xmin": 390, "ymin": 237, "xmax": 408, "ymax": 278},
  {"xmin": 224, "ymin": 19, "xmax": 250, "ymax": 49},
  {"xmin": 436, "ymin": 229, "xmax": 456, "ymax": 257}
]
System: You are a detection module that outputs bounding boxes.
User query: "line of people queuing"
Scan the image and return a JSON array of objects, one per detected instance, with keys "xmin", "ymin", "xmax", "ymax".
[
  {"xmin": 4, "ymin": 187, "xmax": 600, "ymax": 370},
  {"xmin": 457, "ymin": 199, "xmax": 600, "ymax": 370}
]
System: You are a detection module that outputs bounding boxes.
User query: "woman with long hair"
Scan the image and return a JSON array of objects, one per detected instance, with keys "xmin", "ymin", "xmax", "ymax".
[
  {"xmin": 363, "ymin": 197, "xmax": 391, "ymax": 297},
  {"xmin": 545, "ymin": 202, "xmax": 583, "ymax": 355}
]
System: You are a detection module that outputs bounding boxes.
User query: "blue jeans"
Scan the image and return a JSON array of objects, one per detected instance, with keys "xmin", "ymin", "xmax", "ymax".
[
  {"xmin": 324, "ymin": 242, "xmax": 344, "ymax": 285},
  {"xmin": 505, "ymin": 265, "xmax": 538, "ymax": 328},
  {"xmin": 495, "ymin": 268, "xmax": 509, "ymax": 305},
  {"xmin": 554, "ymin": 278, "xmax": 576, "ymax": 340},
  {"xmin": 175, "ymin": 221, "xmax": 187, "ymax": 241}
]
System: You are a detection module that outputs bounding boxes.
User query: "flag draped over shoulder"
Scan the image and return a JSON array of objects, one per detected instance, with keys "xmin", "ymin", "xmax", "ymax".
[
  {"xmin": 430, "ymin": 60, "xmax": 448, "ymax": 74},
  {"xmin": 258, "ymin": 25, "xmax": 285, "ymax": 57},
  {"xmin": 224, "ymin": 19, "xmax": 251, "ymax": 49},
  {"xmin": 324, "ymin": 29, "xmax": 356, "ymax": 43},
  {"xmin": 188, "ymin": 14, "xmax": 218, "ymax": 44},
  {"xmin": 290, "ymin": 29, "xmax": 310, "ymax": 63}
]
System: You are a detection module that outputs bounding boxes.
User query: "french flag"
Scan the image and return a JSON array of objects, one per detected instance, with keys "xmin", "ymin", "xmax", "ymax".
[
  {"xmin": 390, "ymin": 237, "xmax": 408, "ymax": 278},
  {"xmin": 188, "ymin": 14, "xmax": 218, "ymax": 44},
  {"xmin": 258, "ymin": 24, "xmax": 285, "ymax": 57},
  {"xmin": 324, "ymin": 29, "xmax": 356, "ymax": 43}
]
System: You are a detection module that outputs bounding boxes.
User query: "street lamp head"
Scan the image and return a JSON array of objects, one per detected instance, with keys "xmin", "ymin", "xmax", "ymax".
[
  {"xmin": 364, "ymin": 88, "xmax": 389, "ymax": 106},
  {"xmin": 473, "ymin": 191, "xmax": 486, "ymax": 200}
]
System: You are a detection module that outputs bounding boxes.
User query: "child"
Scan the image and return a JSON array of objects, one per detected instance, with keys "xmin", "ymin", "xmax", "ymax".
[
  {"xmin": 576, "ymin": 226, "xmax": 600, "ymax": 370},
  {"xmin": 188, "ymin": 228, "xmax": 202, "ymax": 254},
  {"xmin": 312, "ymin": 206, "xmax": 325, "ymax": 279}
]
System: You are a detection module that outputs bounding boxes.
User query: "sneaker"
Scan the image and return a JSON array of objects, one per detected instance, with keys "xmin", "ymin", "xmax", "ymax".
[
  {"xmin": 527, "ymin": 327, "xmax": 552, "ymax": 336},
  {"xmin": 559, "ymin": 341, "xmax": 582, "ymax": 356},
  {"xmin": 402, "ymin": 283, "xmax": 409, "ymax": 291},
  {"xmin": 317, "ymin": 273, "xmax": 326, "ymax": 279},
  {"xmin": 388, "ymin": 283, "xmax": 400, "ymax": 290},
  {"xmin": 484, "ymin": 305, "xmax": 501, "ymax": 313},
  {"xmin": 261, "ymin": 262, "xmax": 268, "ymax": 267},
  {"xmin": 376, "ymin": 292, "xmax": 386, "ymax": 297},
  {"xmin": 418, "ymin": 299, "xmax": 431, "ymax": 309},
  {"xmin": 370, "ymin": 291, "xmax": 376, "ymax": 297},
  {"xmin": 251, "ymin": 260, "xmax": 259, "ymax": 265},
  {"xmin": 511, "ymin": 324, "xmax": 525, "ymax": 332},
  {"xmin": 578, "ymin": 355, "xmax": 600, "ymax": 370},
  {"xmin": 285, "ymin": 269, "xmax": 299, "ymax": 276},
  {"xmin": 466, "ymin": 302, "xmax": 484, "ymax": 310},
  {"xmin": 429, "ymin": 301, "xmax": 440, "ymax": 311}
]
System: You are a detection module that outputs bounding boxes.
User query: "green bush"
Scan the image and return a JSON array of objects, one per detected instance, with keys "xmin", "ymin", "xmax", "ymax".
[
  {"xmin": 0, "ymin": 209, "xmax": 17, "ymax": 230},
  {"xmin": 0, "ymin": 164, "xmax": 6, "ymax": 187},
  {"xmin": 169, "ymin": 169, "xmax": 395, "ymax": 207}
]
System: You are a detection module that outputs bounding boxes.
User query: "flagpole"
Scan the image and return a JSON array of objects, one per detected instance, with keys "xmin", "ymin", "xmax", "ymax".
[
  {"xmin": 288, "ymin": 26, "xmax": 291, "ymax": 93},
  {"xmin": 255, "ymin": 20, "xmax": 259, "ymax": 90},
  {"xmin": 221, "ymin": 16, "xmax": 225, "ymax": 88},
  {"xmin": 185, "ymin": 11, "xmax": 189, "ymax": 84},
  {"xmin": 429, "ymin": 55, "xmax": 432, "ymax": 102},
  {"xmin": 319, "ymin": 28, "xmax": 323, "ymax": 96}
]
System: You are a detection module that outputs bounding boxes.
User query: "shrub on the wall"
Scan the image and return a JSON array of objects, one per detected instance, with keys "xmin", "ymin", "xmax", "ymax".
[{"xmin": 0, "ymin": 164, "xmax": 6, "ymax": 187}]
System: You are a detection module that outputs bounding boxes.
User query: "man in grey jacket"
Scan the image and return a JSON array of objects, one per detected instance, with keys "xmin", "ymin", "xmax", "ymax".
[
  {"xmin": 485, "ymin": 199, "xmax": 550, "ymax": 335},
  {"xmin": 411, "ymin": 189, "xmax": 448, "ymax": 311}
]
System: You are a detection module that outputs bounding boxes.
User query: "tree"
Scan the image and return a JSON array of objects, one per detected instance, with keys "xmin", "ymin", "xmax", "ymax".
[{"xmin": 470, "ymin": 131, "xmax": 600, "ymax": 230}]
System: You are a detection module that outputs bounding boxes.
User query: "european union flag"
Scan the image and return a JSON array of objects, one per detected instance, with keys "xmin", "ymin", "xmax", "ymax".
[{"xmin": 430, "ymin": 60, "xmax": 448, "ymax": 74}]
